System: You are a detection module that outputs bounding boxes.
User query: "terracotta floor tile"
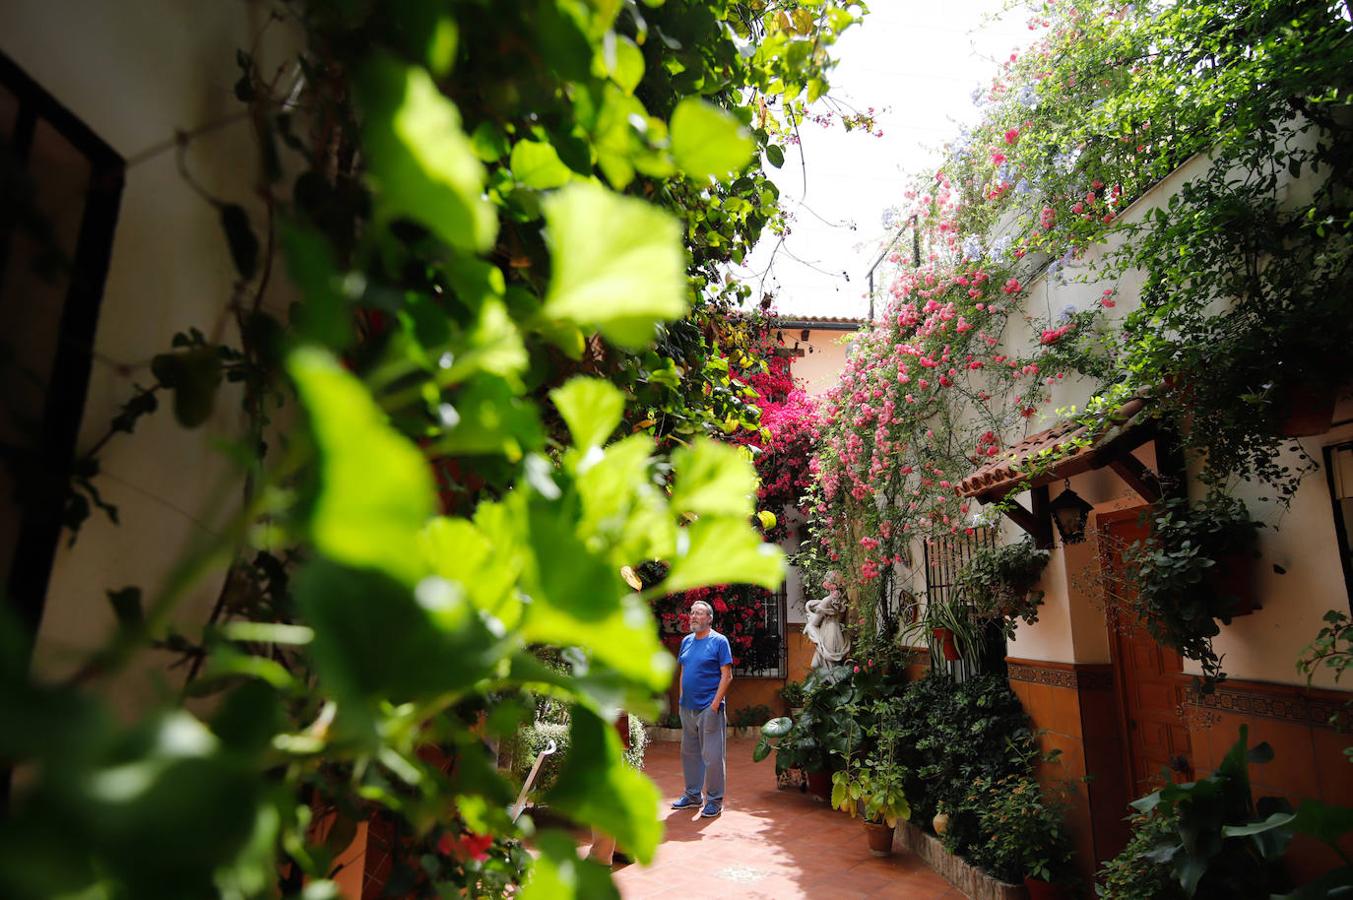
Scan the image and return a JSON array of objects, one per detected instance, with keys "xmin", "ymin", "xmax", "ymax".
[{"xmin": 606, "ymin": 739, "xmax": 968, "ymax": 899}]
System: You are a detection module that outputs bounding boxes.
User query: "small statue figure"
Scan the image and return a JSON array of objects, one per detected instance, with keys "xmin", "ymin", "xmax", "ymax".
[{"xmin": 804, "ymin": 589, "xmax": 850, "ymax": 668}]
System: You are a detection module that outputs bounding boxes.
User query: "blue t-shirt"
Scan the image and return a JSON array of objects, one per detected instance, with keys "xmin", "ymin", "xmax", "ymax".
[{"xmin": 678, "ymin": 630, "xmax": 733, "ymax": 710}]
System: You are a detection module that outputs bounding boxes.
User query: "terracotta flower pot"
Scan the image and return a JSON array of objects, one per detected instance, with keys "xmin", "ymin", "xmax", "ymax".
[
  {"xmin": 1210, "ymin": 552, "xmax": 1259, "ymax": 617},
  {"xmin": 932, "ymin": 627, "xmax": 961, "ymax": 662},
  {"xmin": 1279, "ymin": 381, "xmax": 1337, "ymax": 437},
  {"xmin": 1023, "ymin": 876, "xmax": 1068, "ymax": 900},
  {"xmin": 863, "ymin": 820, "xmax": 895, "ymax": 857},
  {"xmin": 932, "ymin": 812, "xmax": 950, "ymax": 835},
  {"xmin": 805, "ymin": 769, "xmax": 832, "ymax": 802}
]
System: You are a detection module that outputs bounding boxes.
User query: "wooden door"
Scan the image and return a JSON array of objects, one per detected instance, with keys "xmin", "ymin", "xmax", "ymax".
[{"xmin": 1101, "ymin": 511, "xmax": 1194, "ymax": 799}]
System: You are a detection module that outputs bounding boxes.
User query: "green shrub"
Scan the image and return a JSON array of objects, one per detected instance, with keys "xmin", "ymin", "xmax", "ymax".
[
  {"xmin": 730, "ymin": 704, "xmax": 773, "ymax": 728},
  {"xmin": 894, "ymin": 673, "xmax": 1039, "ymax": 855},
  {"xmin": 1096, "ymin": 809, "xmax": 1185, "ymax": 900},
  {"xmin": 779, "ymin": 680, "xmax": 807, "ymax": 707},
  {"xmin": 513, "ymin": 715, "xmax": 648, "ymax": 796},
  {"xmin": 964, "ymin": 774, "xmax": 1073, "ymax": 884}
]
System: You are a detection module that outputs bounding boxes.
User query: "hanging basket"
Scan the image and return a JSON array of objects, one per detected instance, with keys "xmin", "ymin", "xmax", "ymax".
[
  {"xmin": 932, "ymin": 627, "xmax": 961, "ymax": 662},
  {"xmin": 1278, "ymin": 381, "xmax": 1337, "ymax": 437}
]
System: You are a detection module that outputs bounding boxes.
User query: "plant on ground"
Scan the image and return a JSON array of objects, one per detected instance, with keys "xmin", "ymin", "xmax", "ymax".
[
  {"xmin": 1297, "ymin": 609, "xmax": 1353, "ymax": 761},
  {"xmin": 1096, "ymin": 808, "xmax": 1187, "ymax": 900},
  {"xmin": 1129, "ymin": 725, "xmax": 1353, "ymax": 898},
  {"xmin": 965, "ymin": 774, "xmax": 1073, "ymax": 884},
  {"xmin": 893, "ymin": 673, "xmax": 1039, "ymax": 854},
  {"xmin": 730, "ymin": 704, "xmax": 773, "ymax": 729},
  {"xmin": 831, "ymin": 699, "xmax": 911, "ymax": 827},
  {"xmin": 513, "ymin": 715, "xmax": 650, "ymax": 798},
  {"xmin": 779, "ymin": 679, "xmax": 807, "ymax": 708}
]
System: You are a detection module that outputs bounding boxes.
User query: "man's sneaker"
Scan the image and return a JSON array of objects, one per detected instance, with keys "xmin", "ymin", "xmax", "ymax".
[
  {"xmin": 700, "ymin": 801, "xmax": 722, "ymax": 818},
  {"xmin": 671, "ymin": 796, "xmax": 700, "ymax": 810}
]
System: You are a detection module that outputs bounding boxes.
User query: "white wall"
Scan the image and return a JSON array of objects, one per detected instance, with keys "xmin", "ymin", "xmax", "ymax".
[
  {"xmin": 995, "ymin": 148, "xmax": 1352, "ymax": 689},
  {"xmin": 1, "ymin": 1, "xmax": 299, "ymax": 708}
]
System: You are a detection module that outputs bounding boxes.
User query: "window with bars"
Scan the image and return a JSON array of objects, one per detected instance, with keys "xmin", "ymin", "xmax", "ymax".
[
  {"xmin": 733, "ymin": 585, "xmax": 787, "ymax": 678},
  {"xmin": 923, "ymin": 527, "xmax": 1008, "ymax": 677}
]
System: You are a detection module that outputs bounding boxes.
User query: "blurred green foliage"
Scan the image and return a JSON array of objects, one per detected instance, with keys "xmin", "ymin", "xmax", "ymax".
[{"xmin": 1, "ymin": 0, "xmax": 866, "ymax": 896}]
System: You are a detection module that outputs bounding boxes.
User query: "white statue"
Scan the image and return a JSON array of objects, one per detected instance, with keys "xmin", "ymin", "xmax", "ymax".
[{"xmin": 804, "ymin": 589, "xmax": 850, "ymax": 667}]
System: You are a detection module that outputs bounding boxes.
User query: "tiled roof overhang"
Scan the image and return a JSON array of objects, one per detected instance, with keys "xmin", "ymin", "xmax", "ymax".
[{"xmin": 957, "ymin": 397, "xmax": 1156, "ymax": 502}]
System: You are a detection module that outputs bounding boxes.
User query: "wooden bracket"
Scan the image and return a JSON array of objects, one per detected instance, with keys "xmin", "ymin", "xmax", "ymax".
[
  {"xmin": 1107, "ymin": 453, "xmax": 1162, "ymax": 504},
  {"xmin": 988, "ymin": 486, "xmax": 1054, "ymax": 549}
]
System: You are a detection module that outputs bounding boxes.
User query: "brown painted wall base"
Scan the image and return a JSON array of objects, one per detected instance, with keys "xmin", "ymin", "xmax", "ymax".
[
  {"xmin": 897, "ymin": 821, "xmax": 1027, "ymax": 900},
  {"xmin": 1006, "ymin": 657, "xmax": 1127, "ymax": 882},
  {"xmin": 1008, "ymin": 657, "xmax": 1353, "ymax": 886}
]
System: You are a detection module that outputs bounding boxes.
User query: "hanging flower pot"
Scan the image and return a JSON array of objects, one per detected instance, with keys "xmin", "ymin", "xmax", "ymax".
[
  {"xmin": 1209, "ymin": 552, "xmax": 1259, "ymax": 617},
  {"xmin": 1278, "ymin": 381, "xmax": 1337, "ymax": 437},
  {"xmin": 932, "ymin": 627, "xmax": 961, "ymax": 661},
  {"xmin": 863, "ymin": 820, "xmax": 895, "ymax": 857}
]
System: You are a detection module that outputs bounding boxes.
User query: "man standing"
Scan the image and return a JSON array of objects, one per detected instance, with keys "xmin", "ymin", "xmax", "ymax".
[{"xmin": 671, "ymin": 600, "xmax": 733, "ymax": 817}]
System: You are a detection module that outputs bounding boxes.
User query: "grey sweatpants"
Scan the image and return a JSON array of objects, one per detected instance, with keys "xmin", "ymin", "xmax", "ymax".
[{"xmin": 679, "ymin": 705, "xmax": 726, "ymax": 805}]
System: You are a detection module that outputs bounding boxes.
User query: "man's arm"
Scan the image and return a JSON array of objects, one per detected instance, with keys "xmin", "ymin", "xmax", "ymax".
[
  {"xmin": 676, "ymin": 664, "xmax": 683, "ymax": 706},
  {"xmin": 710, "ymin": 663, "xmax": 732, "ymax": 710}
]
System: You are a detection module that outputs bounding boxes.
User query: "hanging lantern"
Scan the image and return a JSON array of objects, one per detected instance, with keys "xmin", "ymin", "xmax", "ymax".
[{"xmin": 1049, "ymin": 480, "xmax": 1094, "ymax": 544}]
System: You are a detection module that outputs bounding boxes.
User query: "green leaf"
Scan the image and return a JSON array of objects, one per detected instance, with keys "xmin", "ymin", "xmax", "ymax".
[
  {"xmin": 607, "ymin": 35, "xmax": 645, "ymax": 94},
  {"xmin": 445, "ymin": 299, "xmax": 529, "ymax": 386},
  {"xmin": 544, "ymin": 706, "xmax": 662, "ymax": 864},
  {"xmin": 669, "ymin": 98, "xmax": 755, "ymax": 182},
  {"xmin": 289, "ymin": 347, "xmax": 436, "ymax": 585},
  {"xmin": 670, "ymin": 438, "xmax": 758, "ymax": 518},
  {"xmin": 516, "ymin": 489, "xmax": 674, "ymax": 692},
  {"xmin": 417, "ymin": 514, "xmax": 523, "ymax": 630},
  {"xmin": 766, "ymin": 144, "xmax": 785, "ymax": 168},
  {"xmin": 281, "ymin": 222, "xmax": 352, "ymax": 351},
  {"xmin": 752, "ymin": 739, "xmax": 772, "ymax": 762},
  {"xmin": 662, "ymin": 516, "xmax": 785, "ymax": 594},
  {"xmin": 357, "ymin": 54, "xmax": 496, "ymax": 252},
  {"xmin": 550, "ymin": 377, "xmax": 626, "ymax": 449},
  {"xmin": 469, "ymin": 121, "xmax": 509, "ymax": 162},
  {"xmin": 435, "ymin": 375, "xmax": 543, "ymax": 461},
  {"xmin": 520, "ymin": 830, "xmax": 620, "ymax": 900},
  {"xmin": 295, "ymin": 560, "xmax": 504, "ymax": 706},
  {"xmin": 1289, "ymin": 799, "xmax": 1353, "ymax": 847},
  {"xmin": 541, "ymin": 183, "xmax": 688, "ymax": 350},
  {"xmin": 761, "ymin": 717, "xmax": 792, "ymax": 739},
  {"xmin": 510, "ymin": 140, "xmax": 574, "ymax": 190}
]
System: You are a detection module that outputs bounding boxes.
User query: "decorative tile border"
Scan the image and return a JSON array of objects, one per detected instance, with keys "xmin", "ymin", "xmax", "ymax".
[
  {"xmin": 1006, "ymin": 659, "xmax": 1115, "ymax": 692},
  {"xmin": 1190, "ymin": 683, "xmax": 1351, "ymax": 732}
]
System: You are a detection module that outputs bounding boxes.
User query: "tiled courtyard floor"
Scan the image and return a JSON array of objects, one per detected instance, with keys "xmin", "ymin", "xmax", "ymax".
[{"xmin": 599, "ymin": 737, "xmax": 965, "ymax": 899}]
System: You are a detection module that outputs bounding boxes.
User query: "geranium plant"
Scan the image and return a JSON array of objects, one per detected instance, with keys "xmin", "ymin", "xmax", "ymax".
[{"xmin": 958, "ymin": 539, "xmax": 1050, "ymax": 638}]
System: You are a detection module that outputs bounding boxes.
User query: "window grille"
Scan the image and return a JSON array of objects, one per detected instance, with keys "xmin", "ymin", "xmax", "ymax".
[
  {"xmin": 922, "ymin": 528, "xmax": 1006, "ymax": 678},
  {"xmin": 733, "ymin": 585, "xmax": 787, "ymax": 678}
]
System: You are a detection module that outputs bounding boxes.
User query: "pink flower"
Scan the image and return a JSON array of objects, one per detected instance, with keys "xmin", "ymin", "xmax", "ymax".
[
  {"xmin": 1003, "ymin": 277, "xmax": 1022, "ymax": 295},
  {"xmin": 1004, "ymin": 128, "xmax": 1020, "ymax": 145}
]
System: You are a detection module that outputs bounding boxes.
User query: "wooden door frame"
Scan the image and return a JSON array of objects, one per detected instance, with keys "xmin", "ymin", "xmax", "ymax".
[{"xmin": 1094, "ymin": 505, "xmax": 1152, "ymax": 801}]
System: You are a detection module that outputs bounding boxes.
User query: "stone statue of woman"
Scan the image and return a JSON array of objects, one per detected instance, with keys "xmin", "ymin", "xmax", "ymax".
[{"xmin": 804, "ymin": 589, "xmax": 850, "ymax": 668}]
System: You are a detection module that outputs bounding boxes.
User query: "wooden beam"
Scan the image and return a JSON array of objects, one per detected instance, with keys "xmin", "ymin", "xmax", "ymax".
[
  {"xmin": 1108, "ymin": 453, "xmax": 1162, "ymax": 504},
  {"xmin": 1029, "ymin": 484, "xmax": 1054, "ymax": 549},
  {"xmin": 992, "ymin": 495, "xmax": 1054, "ymax": 549}
]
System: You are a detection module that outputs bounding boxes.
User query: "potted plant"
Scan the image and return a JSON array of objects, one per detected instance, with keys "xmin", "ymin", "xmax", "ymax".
[
  {"xmin": 959, "ymin": 539, "xmax": 1050, "ymax": 639},
  {"xmin": 901, "ymin": 594, "xmax": 981, "ymax": 667},
  {"xmin": 830, "ymin": 699, "xmax": 912, "ymax": 856},
  {"xmin": 779, "ymin": 679, "xmax": 807, "ymax": 716},
  {"xmin": 729, "ymin": 704, "xmax": 772, "ymax": 739},
  {"xmin": 755, "ymin": 665, "xmax": 861, "ymax": 801},
  {"xmin": 1114, "ymin": 494, "xmax": 1264, "ymax": 689},
  {"xmin": 967, "ymin": 774, "xmax": 1073, "ymax": 897}
]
